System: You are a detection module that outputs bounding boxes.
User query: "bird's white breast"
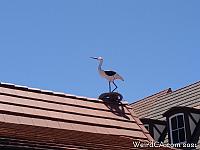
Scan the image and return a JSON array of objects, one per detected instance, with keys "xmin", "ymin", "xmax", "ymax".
[{"xmin": 98, "ymin": 70, "xmax": 115, "ymax": 82}]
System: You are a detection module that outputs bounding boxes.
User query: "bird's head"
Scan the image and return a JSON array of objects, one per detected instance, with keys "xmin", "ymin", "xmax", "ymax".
[{"xmin": 90, "ymin": 56, "xmax": 103, "ymax": 61}]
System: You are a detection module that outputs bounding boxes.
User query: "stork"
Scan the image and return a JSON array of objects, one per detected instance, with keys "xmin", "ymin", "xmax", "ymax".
[{"xmin": 91, "ymin": 56, "xmax": 124, "ymax": 92}]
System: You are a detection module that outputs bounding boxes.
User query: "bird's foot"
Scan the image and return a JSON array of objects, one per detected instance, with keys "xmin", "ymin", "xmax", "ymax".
[{"xmin": 111, "ymin": 88, "xmax": 117, "ymax": 93}]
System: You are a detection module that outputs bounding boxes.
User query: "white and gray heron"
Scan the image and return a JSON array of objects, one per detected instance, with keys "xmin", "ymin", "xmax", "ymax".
[{"xmin": 91, "ymin": 56, "xmax": 124, "ymax": 92}]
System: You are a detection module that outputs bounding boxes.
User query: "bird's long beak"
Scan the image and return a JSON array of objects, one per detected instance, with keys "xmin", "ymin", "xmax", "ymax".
[{"xmin": 90, "ymin": 57, "xmax": 98, "ymax": 60}]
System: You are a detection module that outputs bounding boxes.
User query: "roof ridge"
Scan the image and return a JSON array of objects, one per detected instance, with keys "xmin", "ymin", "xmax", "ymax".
[
  {"xmin": 171, "ymin": 80, "xmax": 200, "ymax": 93},
  {"xmin": 0, "ymin": 82, "xmax": 101, "ymax": 102},
  {"xmin": 125, "ymin": 105, "xmax": 154, "ymax": 142},
  {"xmin": 130, "ymin": 88, "xmax": 172, "ymax": 105},
  {"xmin": 130, "ymin": 80, "xmax": 200, "ymax": 106}
]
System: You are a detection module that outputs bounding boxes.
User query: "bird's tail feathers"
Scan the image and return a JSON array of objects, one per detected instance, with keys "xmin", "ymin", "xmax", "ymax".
[{"xmin": 115, "ymin": 74, "xmax": 124, "ymax": 81}]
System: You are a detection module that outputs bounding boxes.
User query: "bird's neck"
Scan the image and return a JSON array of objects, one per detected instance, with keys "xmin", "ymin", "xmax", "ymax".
[{"xmin": 98, "ymin": 60, "xmax": 103, "ymax": 71}]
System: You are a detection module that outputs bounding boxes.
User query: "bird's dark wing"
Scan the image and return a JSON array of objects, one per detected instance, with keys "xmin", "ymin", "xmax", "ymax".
[{"xmin": 104, "ymin": 70, "xmax": 116, "ymax": 76}]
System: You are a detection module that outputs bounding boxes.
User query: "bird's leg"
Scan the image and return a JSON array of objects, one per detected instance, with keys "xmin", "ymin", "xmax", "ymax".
[
  {"xmin": 112, "ymin": 81, "xmax": 118, "ymax": 92},
  {"xmin": 109, "ymin": 81, "xmax": 111, "ymax": 93}
]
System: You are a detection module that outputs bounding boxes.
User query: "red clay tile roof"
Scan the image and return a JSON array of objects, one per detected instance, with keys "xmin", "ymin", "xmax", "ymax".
[{"xmin": 0, "ymin": 82, "xmax": 166, "ymax": 149}]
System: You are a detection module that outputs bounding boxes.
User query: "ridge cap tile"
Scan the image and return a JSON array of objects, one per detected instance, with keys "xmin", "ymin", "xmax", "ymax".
[{"xmin": 0, "ymin": 82, "xmax": 102, "ymax": 102}]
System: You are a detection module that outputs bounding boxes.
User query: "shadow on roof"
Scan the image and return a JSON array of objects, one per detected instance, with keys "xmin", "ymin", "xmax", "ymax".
[{"xmin": 99, "ymin": 92, "xmax": 130, "ymax": 120}]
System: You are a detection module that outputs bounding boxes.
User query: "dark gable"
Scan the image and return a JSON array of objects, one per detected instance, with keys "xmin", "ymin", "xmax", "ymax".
[{"xmin": 140, "ymin": 118, "xmax": 167, "ymax": 143}]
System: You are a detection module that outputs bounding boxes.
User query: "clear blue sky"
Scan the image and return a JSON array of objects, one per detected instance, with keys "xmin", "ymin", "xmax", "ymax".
[{"xmin": 0, "ymin": 1, "xmax": 200, "ymax": 103}]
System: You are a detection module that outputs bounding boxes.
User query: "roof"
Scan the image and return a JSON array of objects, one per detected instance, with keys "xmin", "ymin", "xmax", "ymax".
[
  {"xmin": 130, "ymin": 81, "xmax": 200, "ymax": 120},
  {"xmin": 130, "ymin": 88, "xmax": 172, "ymax": 119},
  {"xmin": 130, "ymin": 81, "xmax": 200, "ymax": 149},
  {"xmin": 131, "ymin": 88, "xmax": 172, "ymax": 105},
  {"xmin": 0, "ymin": 82, "xmax": 156, "ymax": 149}
]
